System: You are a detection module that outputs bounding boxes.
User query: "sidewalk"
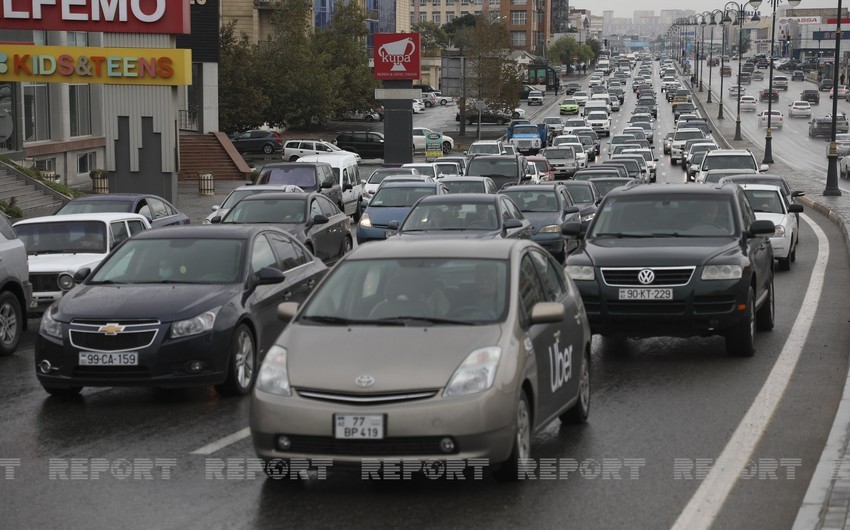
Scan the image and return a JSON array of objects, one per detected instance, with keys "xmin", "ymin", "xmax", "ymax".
[{"xmin": 681, "ymin": 64, "xmax": 850, "ymax": 530}]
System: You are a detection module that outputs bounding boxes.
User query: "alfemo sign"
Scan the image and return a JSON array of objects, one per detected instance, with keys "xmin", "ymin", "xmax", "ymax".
[{"xmin": 0, "ymin": 0, "xmax": 190, "ymax": 34}]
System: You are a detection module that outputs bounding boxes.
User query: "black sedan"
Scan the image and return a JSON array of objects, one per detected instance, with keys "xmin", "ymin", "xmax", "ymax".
[
  {"xmin": 35, "ymin": 225, "xmax": 326, "ymax": 397},
  {"xmin": 216, "ymin": 192, "xmax": 352, "ymax": 265},
  {"xmin": 560, "ymin": 180, "xmax": 601, "ymax": 230},
  {"xmin": 502, "ymin": 184, "xmax": 581, "ymax": 261},
  {"xmin": 229, "ymin": 130, "xmax": 284, "ymax": 155},
  {"xmin": 55, "ymin": 194, "xmax": 189, "ymax": 228},
  {"xmin": 388, "ymin": 193, "xmax": 532, "ymax": 240}
]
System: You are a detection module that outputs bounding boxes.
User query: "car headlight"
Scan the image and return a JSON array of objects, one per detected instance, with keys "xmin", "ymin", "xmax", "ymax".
[
  {"xmin": 359, "ymin": 212, "xmax": 372, "ymax": 227},
  {"xmin": 40, "ymin": 310, "xmax": 63, "ymax": 340},
  {"xmin": 256, "ymin": 345, "xmax": 292, "ymax": 396},
  {"xmin": 773, "ymin": 224, "xmax": 786, "ymax": 237},
  {"xmin": 57, "ymin": 273, "xmax": 75, "ymax": 291},
  {"xmin": 539, "ymin": 224, "xmax": 561, "ymax": 233},
  {"xmin": 701, "ymin": 264, "xmax": 743, "ymax": 281},
  {"xmin": 566, "ymin": 265, "xmax": 595, "ymax": 281},
  {"xmin": 170, "ymin": 308, "xmax": 219, "ymax": 338},
  {"xmin": 443, "ymin": 347, "xmax": 502, "ymax": 397},
  {"xmin": 581, "ymin": 213, "xmax": 595, "ymax": 222}
]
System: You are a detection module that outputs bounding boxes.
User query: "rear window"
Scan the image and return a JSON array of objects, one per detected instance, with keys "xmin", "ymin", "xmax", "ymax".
[
  {"xmin": 370, "ymin": 186, "xmax": 436, "ymax": 207},
  {"xmin": 257, "ymin": 166, "xmax": 318, "ymax": 189},
  {"xmin": 703, "ymin": 155, "xmax": 757, "ymax": 172}
]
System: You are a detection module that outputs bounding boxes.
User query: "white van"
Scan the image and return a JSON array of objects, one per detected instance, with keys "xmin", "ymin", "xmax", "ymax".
[
  {"xmin": 296, "ymin": 153, "xmax": 362, "ymax": 218},
  {"xmin": 583, "ymin": 98, "xmax": 611, "ymax": 116}
]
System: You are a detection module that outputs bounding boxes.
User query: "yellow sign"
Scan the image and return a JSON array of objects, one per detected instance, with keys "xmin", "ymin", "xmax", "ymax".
[{"xmin": 0, "ymin": 45, "xmax": 192, "ymax": 86}]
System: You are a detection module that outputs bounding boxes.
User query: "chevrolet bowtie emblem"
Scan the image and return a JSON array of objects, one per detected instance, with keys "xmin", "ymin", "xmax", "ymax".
[{"xmin": 98, "ymin": 323, "xmax": 125, "ymax": 335}]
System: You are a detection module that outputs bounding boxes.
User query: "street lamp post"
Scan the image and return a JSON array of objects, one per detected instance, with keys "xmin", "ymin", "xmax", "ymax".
[
  {"xmin": 699, "ymin": 13, "xmax": 709, "ymax": 92},
  {"xmin": 762, "ymin": 0, "xmax": 802, "ymax": 166},
  {"xmin": 690, "ymin": 16, "xmax": 699, "ymax": 86},
  {"xmin": 724, "ymin": 1, "xmax": 763, "ymax": 142},
  {"xmin": 708, "ymin": 10, "xmax": 722, "ymax": 103},
  {"xmin": 718, "ymin": 12, "xmax": 729, "ymax": 119},
  {"xmin": 825, "ymin": 0, "xmax": 844, "ymax": 196}
]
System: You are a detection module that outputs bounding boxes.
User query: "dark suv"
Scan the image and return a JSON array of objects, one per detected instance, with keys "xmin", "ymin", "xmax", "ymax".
[
  {"xmin": 564, "ymin": 183, "xmax": 776, "ymax": 357},
  {"xmin": 0, "ymin": 213, "xmax": 31, "ymax": 356},
  {"xmin": 229, "ymin": 130, "xmax": 283, "ymax": 155},
  {"xmin": 800, "ymin": 89, "xmax": 820, "ymax": 104},
  {"xmin": 255, "ymin": 162, "xmax": 344, "ymax": 208},
  {"xmin": 334, "ymin": 131, "xmax": 384, "ymax": 159},
  {"xmin": 465, "ymin": 155, "xmax": 531, "ymax": 190}
]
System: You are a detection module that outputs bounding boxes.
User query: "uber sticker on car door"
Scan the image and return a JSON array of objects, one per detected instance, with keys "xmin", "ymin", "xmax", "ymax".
[{"xmin": 549, "ymin": 338, "xmax": 573, "ymax": 392}]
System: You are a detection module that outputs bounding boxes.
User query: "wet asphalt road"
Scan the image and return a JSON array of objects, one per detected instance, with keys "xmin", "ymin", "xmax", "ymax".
[{"xmin": 2, "ymin": 64, "xmax": 850, "ymax": 529}]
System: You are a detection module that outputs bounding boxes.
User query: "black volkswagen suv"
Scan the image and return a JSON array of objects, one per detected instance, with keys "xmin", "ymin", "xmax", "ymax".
[{"xmin": 564, "ymin": 183, "xmax": 776, "ymax": 356}]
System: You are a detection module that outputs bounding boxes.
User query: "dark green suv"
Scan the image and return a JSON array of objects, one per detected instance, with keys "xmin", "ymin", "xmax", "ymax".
[{"xmin": 564, "ymin": 183, "xmax": 776, "ymax": 357}]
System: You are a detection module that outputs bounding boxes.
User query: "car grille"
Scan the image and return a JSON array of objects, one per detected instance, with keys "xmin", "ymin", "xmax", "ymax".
[
  {"xmin": 601, "ymin": 267, "xmax": 695, "ymax": 287},
  {"xmin": 30, "ymin": 273, "xmax": 59, "ymax": 292},
  {"xmin": 73, "ymin": 366, "xmax": 151, "ymax": 379},
  {"xmin": 297, "ymin": 389, "xmax": 439, "ymax": 405},
  {"xmin": 283, "ymin": 435, "xmax": 456, "ymax": 456},
  {"xmin": 69, "ymin": 320, "xmax": 160, "ymax": 352}
]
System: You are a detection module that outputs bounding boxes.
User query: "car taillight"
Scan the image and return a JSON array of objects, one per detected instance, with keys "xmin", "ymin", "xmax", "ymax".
[{"xmin": 274, "ymin": 132, "xmax": 282, "ymax": 143}]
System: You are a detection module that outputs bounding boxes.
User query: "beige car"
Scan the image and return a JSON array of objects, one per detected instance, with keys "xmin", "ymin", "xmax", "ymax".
[{"xmin": 250, "ymin": 239, "xmax": 592, "ymax": 480}]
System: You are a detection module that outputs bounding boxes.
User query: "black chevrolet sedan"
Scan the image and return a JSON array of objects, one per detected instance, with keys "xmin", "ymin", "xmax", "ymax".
[
  {"xmin": 216, "ymin": 192, "xmax": 352, "ymax": 265},
  {"xmin": 35, "ymin": 226, "xmax": 326, "ymax": 397},
  {"xmin": 55, "ymin": 194, "xmax": 190, "ymax": 228},
  {"xmin": 502, "ymin": 184, "xmax": 581, "ymax": 261}
]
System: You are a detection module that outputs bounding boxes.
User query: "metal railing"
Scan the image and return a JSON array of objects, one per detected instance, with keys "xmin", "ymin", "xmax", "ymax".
[{"xmin": 178, "ymin": 110, "xmax": 199, "ymax": 132}]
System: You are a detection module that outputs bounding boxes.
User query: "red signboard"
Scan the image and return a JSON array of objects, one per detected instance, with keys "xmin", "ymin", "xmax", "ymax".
[
  {"xmin": 826, "ymin": 18, "xmax": 850, "ymax": 25},
  {"xmin": 0, "ymin": 0, "xmax": 190, "ymax": 34},
  {"xmin": 373, "ymin": 33, "xmax": 421, "ymax": 80}
]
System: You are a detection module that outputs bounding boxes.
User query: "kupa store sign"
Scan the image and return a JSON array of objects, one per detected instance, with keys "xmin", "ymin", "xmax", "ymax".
[{"xmin": 0, "ymin": 0, "xmax": 190, "ymax": 34}]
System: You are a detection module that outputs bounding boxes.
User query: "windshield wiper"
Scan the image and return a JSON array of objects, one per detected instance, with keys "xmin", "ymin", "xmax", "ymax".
[
  {"xmin": 29, "ymin": 250, "xmax": 71, "ymax": 255},
  {"xmin": 300, "ymin": 315, "xmax": 404, "ymax": 326},
  {"xmin": 650, "ymin": 232, "xmax": 683, "ymax": 237},
  {"xmin": 374, "ymin": 316, "xmax": 468, "ymax": 325},
  {"xmin": 593, "ymin": 232, "xmax": 654, "ymax": 238}
]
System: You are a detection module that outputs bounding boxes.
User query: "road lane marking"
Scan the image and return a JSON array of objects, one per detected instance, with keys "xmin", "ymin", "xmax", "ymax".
[
  {"xmin": 190, "ymin": 427, "xmax": 250, "ymax": 455},
  {"xmin": 671, "ymin": 214, "xmax": 828, "ymax": 530}
]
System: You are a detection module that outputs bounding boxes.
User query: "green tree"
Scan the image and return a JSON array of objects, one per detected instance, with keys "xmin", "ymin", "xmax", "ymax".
[
  {"xmin": 586, "ymin": 37, "xmax": 602, "ymax": 60},
  {"xmin": 413, "ymin": 21, "xmax": 450, "ymax": 52},
  {"xmin": 218, "ymin": 21, "xmax": 270, "ymax": 132},
  {"xmin": 548, "ymin": 35, "xmax": 579, "ymax": 67},
  {"xmin": 739, "ymin": 37, "xmax": 751, "ymax": 56},
  {"xmin": 314, "ymin": 2, "xmax": 377, "ymax": 121},
  {"xmin": 261, "ymin": 0, "xmax": 332, "ymax": 129},
  {"xmin": 443, "ymin": 13, "xmax": 478, "ymax": 44}
]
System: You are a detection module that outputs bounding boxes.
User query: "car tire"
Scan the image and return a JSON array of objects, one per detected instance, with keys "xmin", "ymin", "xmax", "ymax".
[
  {"xmin": 498, "ymin": 117, "xmax": 507, "ymax": 125},
  {"xmin": 262, "ymin": 144, "xmax": 274, "ymax": 155},
  {"xmin": 288, "ymin": 155, "xmax": 299, "ymax": 162},
  {"xmin": 440, "ymin": 99, "xmax": 448, "ymax": 105},
  {"xmin": 560, "ymin": 348, "xmax": 591, "ymax": 424},
  {"xmin": 494, "ymin": 391, "xmax": 532, "ymax": 482},
  {"xmin": 0, "ymin": 291, "xmax": 22, "ymax": 356},
  {"xmin": 215, "ymin": 324, "xmax": 257, "ymax": 396},
  {"xmin": 340, "ymin": 235, "xmax": 353, "ymax": 259},
  {"xmin": 352, "ymin": 200, "xmax": 362, "ymax": 223},
  {"xmin": 365, "ymin": 115, "xmax": 374, "ymax": 122},
  {"xmin": 442, "ymin": 141, "xmax": 452, "ymax": 154},
  {"xmin": 756, "ymin": 274, "xmax": 775, "ymax": 331},
  {"xmin": 725, "ymin": 287, "xmax": 756, "ymax": 357},
  {"xmin": 42, "ymin": 385, "xmax": 83, "ymax": 397}
]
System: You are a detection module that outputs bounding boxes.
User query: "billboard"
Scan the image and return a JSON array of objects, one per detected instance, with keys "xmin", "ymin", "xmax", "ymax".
[
  {"xmin": 0, "ymin": 0, "xmax": 190, "ymax": 34},
  {"xmin": 373, "ymin": 33, "xmax": 420, "ymax": 80}
]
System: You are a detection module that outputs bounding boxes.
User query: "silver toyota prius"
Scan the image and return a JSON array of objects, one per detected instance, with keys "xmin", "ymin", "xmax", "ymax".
[{"xmin": 250, "ymin": 239, "xmax": 592, "ymax": 480}]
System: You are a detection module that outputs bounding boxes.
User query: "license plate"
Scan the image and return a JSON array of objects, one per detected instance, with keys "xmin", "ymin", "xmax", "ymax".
[
  {"xmin": 334, "ymin": 414, "xmax": 384, "ymax": 439},
  {"xmin": 78, "ymin": 352, "xmax": 139, "ymax": 366},
  {"xmin": 618, "ymin": 288, "xmax": 673, "ymax": 300}
]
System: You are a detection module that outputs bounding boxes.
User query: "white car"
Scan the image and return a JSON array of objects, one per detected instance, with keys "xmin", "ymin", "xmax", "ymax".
[
  {"xmin": 13, "ymin": 213, "xmax": 151, "ymax": 315},
  {"xmin": 527, "ymin": 91, "xmax": 544, "ymax": 105},
  {"xmin": 585, "ymin": 111, "xmax": 611, "ymax": 137},
  {"xmin": 412, "ymin": 127, "xmax": 454, "ymax": 153},
  {"xmin": 430, "ymin": 92, "xmax": 454, "ymax": 105},
  {"xmin": 563, "ymin": 117, "xmax": 588, "ymax": 134},
  {"xmin": 467, "ymin": 140, "xmax": 505, "ymax": 156},
  {"xmin": 412, "ymin": 100, "xmax": 425, "ymax": 113},
  {"xmin": 622, "ymin": 148, "xmax": 658, "ymax": 181},
  {"xmin": 342, "ymin": 110, "xmax": 380, "ymax": 122},
  {"xmin": 542, "ymin": 117, "xmax": 564, "ymax": 136},
  {"xmin": 588, "ymin": 76, "xmax": 603, "ymax": 87},
  {"xmin": 729, "ymin": 85, "xmax": 745, "ymax": 97},
  {"xmin": 739, "ymin": 184, "xmax": 802, "ymax": 270},
  {"xmin": 552, "ymin": 136, "xmax": 587, "ymax": 167},
  {"xmin": 361, "ymin": 167, "xmax": 421, "ymax": 204},
  {"xmin": 758, "ymin": 110, "xmax": 783, "ymax": 129},
  {"xmin": 573, "ymin": 91, "xmax": 589, "ymax": 106},
  {"xmin": 283, "ymin": 139, "xmax": 359, "ymax": 162},
  {"xmin": 739, "ymin": 96, "xmax": 758, "ymax": 112},
  {"xmin": 788, "ymin": 100, "xmax": 813, "ymax": 118},
  {"xmin": 401, "ymin": 163, "xmax": 440, "ymax": 179}
]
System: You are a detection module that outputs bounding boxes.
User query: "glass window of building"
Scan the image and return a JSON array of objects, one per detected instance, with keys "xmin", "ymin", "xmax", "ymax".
[
  {"xmin": 446, "ymin": 0, "xmax": 455, "ymax": 5},
  {"xmin": 432, "ymin": 12, "xmax": 440, "ymax": 23},
  {"xmin": 67, "ymin": 31, "xmax": 88, "ymax": 46},
  {"xmin": 510, "ymin": 0, "xmax": 527, "ymax": 4},
  {"xmin": 511, "ymin": 10, "xmax": 526, "ymax": 24},
  {"xmin": 432, "ymin": 0, "xmax": 441, "ymax": 5},
  {"xmin": 23, "ymin": 83, "xmax": 50, "ymax": 142},
  {"xmin": 70, "ymin": 84, "xmax": 92, "ymax": 137},
  {"xmin": 511, "ymin": 31, "xmax": 527, "ymax": 47},
  {"xmin": 447, "ymin": 13, "xmax": 455, "ymax": 21},
  {"xmin": 78, "ymin": 152, "xmax": 96, "ymax": 175},
  {"xmin": 419, "ymin": 12, "xmax": 427, "ymax": 22}
]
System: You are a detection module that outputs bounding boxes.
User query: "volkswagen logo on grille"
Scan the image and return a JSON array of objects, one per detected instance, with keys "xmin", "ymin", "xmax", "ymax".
[
  {"xmin": 637, "ymin": 269, "xmax": 655, "ymax": 285},
  {"xmin": 98, "ymin": 323, "xmax": 125, "ymax": 335},
  {"xmin": 355, "ymin": 375, "xmax": 375, "ymax": 388}
]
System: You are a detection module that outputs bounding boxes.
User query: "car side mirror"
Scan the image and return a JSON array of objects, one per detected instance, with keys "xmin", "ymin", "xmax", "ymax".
[
  {"xmin": 312, "ymin": 214, "xmax": 329, "ymax": 225},
  {"xmin": 529, "ymin": 302, "xmax": 566, "ymax": 325},
  {"xmin": 211, "ymin": 205, "xmax": 219, "ymax": 212},
  {"xmin": 343, "ymin": 183, "xmax": 353, "ymax": 191},
  {"xmin": 788, "ymin": 204, "xmax": 804, "ymax": 213},
  {"xmin": 387, "ymin": 220, "xmax": 400, "ymax": 231},
  {"xmin": 759, "ymin": 164, "xmax": 769, "ymax": 172},
  {"xmin": 210, "ymin": 216, "xmax": 222, "ymax": 224},
  {"xmin": 749, "ymin": 219, "xmax": 776, "ymax": 237},
  {"xmin": 277, "ymin": 301, "xmax": 300, "ymax": 322},
  {"xmin": 256, "ymin": 266, "xmax": 286, "ymax": 286},
  {"xmin": 504, "ymin": 219, "xmax": 523, "ymax": 229},
  {"xmin": 562, "ymin": 221, "xmax": 583, "ymax": 237},
  {"xmin": 73, "ymin": 268, "xmax": 91, "ymax": 284},
  {"xmin": 792, "ymin": 190, "xmax": 805, "ymax": 197},
  {"xmin": 360, "ymin": 179, "xmax": 367, "ymax": 185},
  {"xmin": 564, "ymin": 206, "xmax": 579, "ymax": 215}
]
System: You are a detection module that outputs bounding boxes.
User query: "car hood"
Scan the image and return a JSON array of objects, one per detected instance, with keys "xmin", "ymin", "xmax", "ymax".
[
  {"xmin": 754, "ymin": 212, "xmax": 786, "ymax": 227},
  {"xmin": 285, "ymin": 324, "xmax": 504, "ymax": 392},
  {"xmin": 53, "ymin": 284, "xmax": 240, "ymax": 322},
  {"xmin": 394, "ymin": 230, "xmax": 503, "ymax": 240},
  {"xmin": 523, "ymin": 212, "xmax": 561, "ymax": 231},
  {"xmin": 365, "ymin": 206, "xmax": 414, "ymax": 226},
  {"xmin": 28, "ymin": 253, "xmax": 107, "ymax": 274},
  {"xmin": 578, "ymin": 237, "xmax": 741, "ymax": 267}
]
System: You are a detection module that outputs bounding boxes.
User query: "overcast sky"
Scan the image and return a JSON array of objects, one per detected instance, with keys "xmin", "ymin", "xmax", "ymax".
[{"xmin": 592, "ymin": 0, "xmax": 844, "ymax": 18}]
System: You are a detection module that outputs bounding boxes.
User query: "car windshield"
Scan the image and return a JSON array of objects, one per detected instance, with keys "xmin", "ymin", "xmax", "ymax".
[
  {"xmin": 544, "ymin": 118, "xmax": 562, "ymax": 125},
  {"xmin": 223, "ymin": 198, "xmax": 306, "ymax": 224},
  {"xmin": 435, "ymin": 163, "xmax": 459, "ymax": 176},
  {"xmin": 298, "ymin": 258, "xmax": 509, "ymax": 325},
  {"xmin": 403, "ymin": 203, "xmax": 500, "ymax": 231},
  {"xmin": 744, "ymin": 190, "xmax": 785, "ymax": 214},
  {"xmin": 727, "ymin": 177, "xmax": 790, "ymax": 195},
  {"xmin": 405, "ymin": 166, "xmax": 436, "ymax": 178},
  {"xmin": 16, "ymin": 221, "xmax": 108, "ymax": 254},
  {"xmin": 590, "ymin": 180, "xmax": 630, "ymax": 196},
  {"xmin": 592, "ymin": 197, "xmax": 736, "ymax": 237},
  {"xmin": 258, "ymin": 167, "xmax": 317, "ymax": 187},
  {"xmin": 544, "ymin": 148, "xmax": 575, "ymax": 159},
  {"xmin": 466, "ymin": 158, "xmax": 520, "ymax": 178},
  {"xmin": 675, "ymin": 130, "xmax": 704, "ymax": 141},
  {"xmin": 503, "ymin": 190, "xmax": 559, "ymax": 212},
  {"xmin": 90, "ymin": 238, "xmax": 245, "ymax": 284},
  {"xmin": 370, "ymin": 186, "xmax": 435, "ymax": 207},
  {"xmin": 368, "ymin": 169, "xmax": 412, "ymax": 184},
  {"xmin": 469, "ymin": 144, "xmax": 501, "ymax": 155},
  {"xmin": 56, "ymin": 200, "xmax": 134, "ymax": 214},
  {"xmin": 564, "ymin": 185, "xmax": 594, "ymax": 203},
  {"xmin": 703, "ymin": 155, "xmax": 757, "ymax": 171},
  {"xmin": 442, "ymin": 181, "xmax": 485, "ymax": 194},
  {"xmin": 514, "ymin": 125, "xmax": 538, "ymax": 135},
  {"xmin": 587, "ymin": 113, "xmax": 608, "ymax": 120}
]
